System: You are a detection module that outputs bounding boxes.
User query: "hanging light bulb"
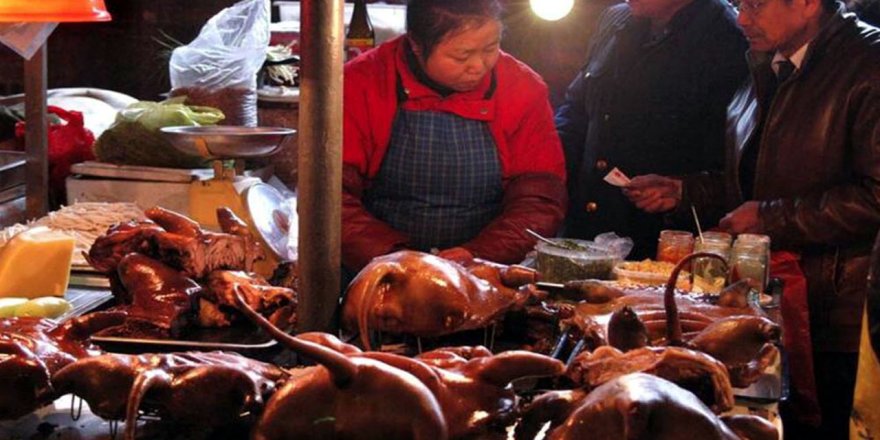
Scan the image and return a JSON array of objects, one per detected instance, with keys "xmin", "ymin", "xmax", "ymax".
[
  {"xmin": 530, "ymin": 0, "xmax": 575, "ymax": 21},
  {"xmin": 0, "ymin": 0, "xmax": 111, "ymax": 22}
]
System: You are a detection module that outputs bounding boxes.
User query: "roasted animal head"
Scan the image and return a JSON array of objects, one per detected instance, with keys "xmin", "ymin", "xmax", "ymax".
[
  {"xmin": 341, "ymin": 251, "xmax": 535, "ymax": 349},
  {"xmin": 0, "ymin": 313, "xmax": 125, "ymax": 420},
  {"xmin": 52, "ymin": 351, "xmax": 288, "ymax": 440},
  {"xmin": 524, "ymin": 373, "xmax": 777, "ymax": 440}
]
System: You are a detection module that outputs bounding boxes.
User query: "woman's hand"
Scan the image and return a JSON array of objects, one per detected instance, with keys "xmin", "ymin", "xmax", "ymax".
[{"xmin": 623, "ymin": 174, "xmax": 683, "ymax": 213}]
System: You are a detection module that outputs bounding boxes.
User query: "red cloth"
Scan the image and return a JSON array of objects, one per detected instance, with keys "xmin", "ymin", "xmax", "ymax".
[
  {"xmin": 771, "ymin": 251, "xmax": 822, "ymax": 427},
  {"xmin": 15, "ymin": 106, "xmax": 95, "ymax": 202},
  {"xmin": 341, "ymin": 37, "xmax": 567, "ymax": 269}
]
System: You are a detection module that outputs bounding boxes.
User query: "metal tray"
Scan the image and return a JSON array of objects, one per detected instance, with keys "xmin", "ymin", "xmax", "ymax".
[
  {"xmin": 91, "ymin": 325, "xmax": 280, "ymax": 360},
  {"xmin": 160, "ymin": 126, "xmax": 295, "ymax": 160},
  {"xmin": 55, "ymin": 287, "xmax": 114, "ymax": 323}
]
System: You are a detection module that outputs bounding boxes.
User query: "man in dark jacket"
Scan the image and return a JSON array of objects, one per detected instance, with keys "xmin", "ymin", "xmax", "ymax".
[
  {"xmin": 555, "ymin": 0, "xmax": 748, "ymax": 259},
  {"xmin": 625, "ymin": 1, "xmax": 880, "ymax": 436}
]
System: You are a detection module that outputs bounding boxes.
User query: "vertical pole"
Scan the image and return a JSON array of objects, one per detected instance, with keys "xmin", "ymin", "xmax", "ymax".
[
  {"xmin": 297, "ymin": 0, "xmax": 344, "ymax": 332},
  {"xmin": 24, "ymin": 44, "xmax": 48, "ymax": 219}
]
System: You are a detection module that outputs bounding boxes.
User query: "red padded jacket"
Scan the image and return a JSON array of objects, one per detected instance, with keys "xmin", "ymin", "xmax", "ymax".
[{"xmin": 342, "ymin": 37, "xmax": 567, "ymax": 270}]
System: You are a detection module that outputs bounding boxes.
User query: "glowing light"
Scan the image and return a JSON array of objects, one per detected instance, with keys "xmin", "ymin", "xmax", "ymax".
[{"xmin": 530, "ymin": 0, "xmax": 575, "ymax": 21}]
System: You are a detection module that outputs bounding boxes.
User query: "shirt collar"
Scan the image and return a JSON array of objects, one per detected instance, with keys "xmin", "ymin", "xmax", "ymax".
[{"xmin": 772, "ymin": 41, "xmax": 810, "ymax": 71}]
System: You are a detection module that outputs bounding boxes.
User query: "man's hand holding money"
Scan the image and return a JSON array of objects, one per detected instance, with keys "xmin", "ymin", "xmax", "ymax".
[{"xmin": 622, "ymin": 174, "xmax": 683, "ymax": 213}]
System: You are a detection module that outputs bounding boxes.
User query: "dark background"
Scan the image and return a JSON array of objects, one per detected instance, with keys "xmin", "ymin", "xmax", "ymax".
[{"xmin": 0, "ymin": 0, "xmax": 615, "ymax": 107}]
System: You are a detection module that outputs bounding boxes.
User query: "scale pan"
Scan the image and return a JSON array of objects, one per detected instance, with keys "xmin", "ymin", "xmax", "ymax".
[{"xmin": 160, "ymin": 126, "xmax": 296, "ymax": 160}]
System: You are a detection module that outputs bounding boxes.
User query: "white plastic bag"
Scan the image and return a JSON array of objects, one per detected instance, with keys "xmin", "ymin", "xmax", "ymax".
[{"xmin": 169, "ymin": 0, "xmax": 270, "ymax": 127}]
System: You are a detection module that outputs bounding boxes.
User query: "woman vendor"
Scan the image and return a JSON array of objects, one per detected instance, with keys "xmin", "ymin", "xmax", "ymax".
[{"xmin": 342, "ymin": 0, "xmax": 567, "ymax": 271}]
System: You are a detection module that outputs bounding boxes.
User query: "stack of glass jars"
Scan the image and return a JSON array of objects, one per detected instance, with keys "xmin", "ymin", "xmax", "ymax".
[
  {"xmin": 729, "ymin": 233, "xmax": 771, "ymax": 293},
  {"xmin": 692, "ymin": 232, "xmax": 732, "ymax": 293}
]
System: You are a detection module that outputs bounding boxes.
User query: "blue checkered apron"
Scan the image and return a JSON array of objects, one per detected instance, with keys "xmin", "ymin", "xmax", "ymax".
[{"xmin": 364, "ymin": 80, "xmax": 503, "ymax": 251}]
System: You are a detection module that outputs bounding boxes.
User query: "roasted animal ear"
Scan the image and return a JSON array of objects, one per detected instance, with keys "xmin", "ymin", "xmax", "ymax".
[
  {"xmin": 472, "ymin": 351, "xmax": 564, "ymax": 387},
  {"xmin": 343, "ymin": 261, "xmax": 407, "ymax": 350}
]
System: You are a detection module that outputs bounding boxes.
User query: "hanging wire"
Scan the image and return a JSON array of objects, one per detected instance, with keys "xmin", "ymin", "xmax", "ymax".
[
  {"xmin": 108, "ymin": 420, "xmax": 119, "ymax": 440},
  {"xmin": 69, "ymin": 394, "xmax": 83, "ymax": 421}
]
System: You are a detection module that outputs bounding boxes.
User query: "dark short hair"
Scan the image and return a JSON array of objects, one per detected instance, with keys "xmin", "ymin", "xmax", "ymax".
[
  {"xmin": 406, "ymin": 0, "xmax": 503, "ymax": 58},
  {"xmin": 781, "ymin": 0, "xmax": 840, "ymax": 12},
  {"xmin": 824, "ymin": 0, "xmax": 842, "ymax": 12}
]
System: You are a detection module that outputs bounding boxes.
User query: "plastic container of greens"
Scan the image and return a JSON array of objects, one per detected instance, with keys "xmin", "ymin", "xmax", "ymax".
[{"xmin": 535, "ymin": 239, "xmax": 617, "ymax": 283}]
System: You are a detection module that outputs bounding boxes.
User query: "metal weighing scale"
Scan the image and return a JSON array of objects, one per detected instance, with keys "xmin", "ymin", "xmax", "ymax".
[{"xmin": 161, "ymin": 126, "xmax": 297, "ymax": 277}]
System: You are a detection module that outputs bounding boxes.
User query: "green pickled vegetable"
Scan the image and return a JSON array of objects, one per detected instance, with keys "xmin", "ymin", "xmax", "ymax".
[
  {"xmin": 15, "ymin": 297, "xmax": 72, "ymax": 319},
  {"xmin": 0, "ymin": 297, "xmax": 27, "ymax": 318}
]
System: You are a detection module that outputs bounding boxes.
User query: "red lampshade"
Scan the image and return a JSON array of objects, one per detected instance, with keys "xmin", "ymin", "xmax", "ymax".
[{"xmin": 0, "ymin": 0, "xmax": 111, "ymax": 22}]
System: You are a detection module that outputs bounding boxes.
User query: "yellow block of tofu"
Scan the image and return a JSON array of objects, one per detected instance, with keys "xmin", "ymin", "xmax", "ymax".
[{"xmin": 0, "ymin": 226, "xmax": 74, "ymax": 298}]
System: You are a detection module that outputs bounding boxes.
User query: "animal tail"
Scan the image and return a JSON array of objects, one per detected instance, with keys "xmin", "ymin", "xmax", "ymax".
[
  {"xmin": 233, "ymin": 286, "xmax": 358, "ymax": 387},
  {"xmin": 665, "ymin": 252, "xmax": 726, "ymax": 345}
]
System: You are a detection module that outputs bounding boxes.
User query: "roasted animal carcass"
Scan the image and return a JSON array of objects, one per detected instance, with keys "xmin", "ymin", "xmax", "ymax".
[
  {"xmin": 91, "ymin": 254, "xmax": 296, "ymax": 337},
  {"xmin": 517, "ymin": 373, "xmax": 778, "ymax": 440},
  {"xmin": 93, "ymin": 253, "xmax": 200, "ymax": 338},
  {"xmin": 52, "ymin": 351, "xmax": 288, "ymax": 440},
  {"xmin": 198, "ymin": 270, "xmax": 297, "ymax": 329},
  {"xmin": 238, "ymin": 289, "xmax": 564, "ymax": 440},
  {"xmin": 566, "ymin": 346, "xmax": 734, "ymax": 412},
  {"xmin": 0, "ymin": 312, "xmax": 125, "ymax": 420},
  {"xmin": 87, "ymin": 206, "xmax": 265, "ymax": 279},
  {"xmin": 341, "ymin": 251, "xmax": 542, "ymax": 349},
  {"xmin": 368, "ymin": 346, "xmax": 564, "ymax": 438},
  {"xmin": 149, "ymin": 207, "xmax": 265, "ymax": 278},
  {"xmin": 241, "ymin": 310, "xmax": 448, "ymax": 439},
  {"xmin": 557, "ymin": 253, "xmax": 780, "ymax": 388}
]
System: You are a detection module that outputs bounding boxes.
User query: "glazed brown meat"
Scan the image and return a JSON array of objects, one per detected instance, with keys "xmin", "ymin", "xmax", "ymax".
[
  {"xmin": 52, "ymin": 351, "xmax": 288, "ymax": 440},
  {"xmin": 239, "ymin": 292, "xmax": 563, "ymax": 440},
  {"xmin": 148, "ymin": 207, "xmax": 265, "ymax": 279},
  {"xmin": 341, "ymin": 251, "xmax": 540, "ymax": 349},
  {"xmin": 199, "ymin": 271, "xmax": 297, "ymax": 329},
  {"xmin": 236, "ymin": 294, "xmax": 447, "ymax": 440},
  {"xmin": 558, "ymin": 253, "xmax": 780, "ymax": 388},
  {"xmin": 114, "ymin": 253, "xmax": 200, "ymax": 337},
  {"xmin": 368, "ymin": 347, "xmax": 564, "ymax": 438},
  {"xmin": 520, "ymin": 373, "xmax": 777, "ymax": 440},
  {"xmin": 86, "ymin": 206, "xmax": 265, "ymax": 279},
  {"xmin": 566, "ymin": 346, "xmax": 734, "ymax": 413},
  {"xmin": 0, "ymin": 313, "xmax": 125, "ymax": 420},
  {"xmin": 85, "ymin": 220, "xmax": 164, "ymax": 274}
]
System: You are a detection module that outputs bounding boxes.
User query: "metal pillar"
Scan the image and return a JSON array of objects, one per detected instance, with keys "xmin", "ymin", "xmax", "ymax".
[
  {"xmin": 24, "ymin": 44, "xmax": 48, "ymax": 219},
  {"xmin": 297, "ymin": 0, "xmax": 344, "ymax": 332}
]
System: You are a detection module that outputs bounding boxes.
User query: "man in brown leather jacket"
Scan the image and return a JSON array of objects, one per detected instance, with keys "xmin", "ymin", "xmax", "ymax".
[{"xmin": 622, "ymin": 0, "xmax": 880, "ymax": 436}]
